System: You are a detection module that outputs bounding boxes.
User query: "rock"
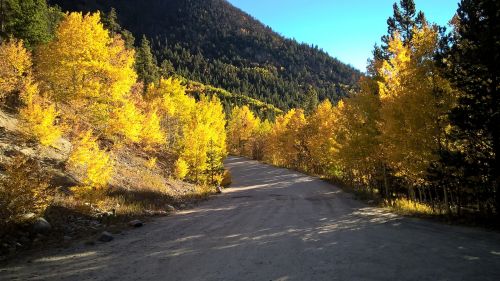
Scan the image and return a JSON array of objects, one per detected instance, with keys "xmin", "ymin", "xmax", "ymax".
[
  {"xmin": 63, "ymin": 236, "xmax": 72, "ymax": 241},
  {"xmin": 165, "ymin": 205, "xmax": 175, "ymax": 212},
  {"xmin": 3, "ymin": 148, "xmax": 18, "ymax": 158},
  {"xmin": 21, "ymin": 213, "xmax": 36, "ymax": 221},
  {"xmin": 128, "ymin": 220, "xmax": 143, "ymax": 228},
  {"xmin": 32, "ymin": 218, "xmax": 51, "ymax": 234},
  {"xmin": 216, "ymin": 185, "xmax": 223, "ymax": 193},
  {"xmin": 179, "ymin": 204, "xmax": 186, "ymax": 209},
  {"xmin": 50, "ymin": 174, "xmax": 78, "ymax": 189},
  {"xmin": 98, "ymin": 231, "xmax": 113, "ymax": 242}
]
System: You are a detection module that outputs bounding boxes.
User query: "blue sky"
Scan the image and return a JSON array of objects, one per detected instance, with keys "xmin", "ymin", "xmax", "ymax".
[{"xmin": 227, "ymin": 0, "xmax": 460, "ymax": 71}]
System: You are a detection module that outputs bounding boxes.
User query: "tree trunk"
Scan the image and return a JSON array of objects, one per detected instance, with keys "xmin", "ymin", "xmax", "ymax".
[
  {"xmin": 493, "ymin": 127, "xmax": 500, "ymax": 221},
  {"xmin": 428, "ymin": 187, "xmax": 435, "ymax": 212},
  {"xmin": 383, "ymin": 164, "xmax": 389, "ymax": 200},
  {"xmin": 444, "ymin": 186, "xmax": 450, "ymax": 216},
  {"xmin": 0, "ymin": 0, "xmax": 4, "ymax": 34}
]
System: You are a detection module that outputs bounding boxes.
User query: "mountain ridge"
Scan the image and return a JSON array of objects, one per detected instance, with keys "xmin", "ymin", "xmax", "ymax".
[{"xmin": 49, "ymin": 0, "xmax": 362, "ymax": 109}]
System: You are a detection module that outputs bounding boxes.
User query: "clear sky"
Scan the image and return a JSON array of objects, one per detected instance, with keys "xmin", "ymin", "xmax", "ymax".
[{"xmin": 227, "ymin": 0, "xmax": 460, "ymax": 71}]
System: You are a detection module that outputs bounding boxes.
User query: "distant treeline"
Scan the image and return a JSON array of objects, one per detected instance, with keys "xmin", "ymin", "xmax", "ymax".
[{"xmin": 49, "ymin": 0, "xmax": 361, "ymax": 110}]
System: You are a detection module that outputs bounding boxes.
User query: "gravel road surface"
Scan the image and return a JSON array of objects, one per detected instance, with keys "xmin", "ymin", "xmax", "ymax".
[{"xmin": 1, "ymin": 157, "xmax": 500, "ymax": 280}]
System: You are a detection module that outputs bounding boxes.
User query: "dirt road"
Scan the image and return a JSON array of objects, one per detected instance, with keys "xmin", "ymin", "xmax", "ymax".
[{"xmin": 2, "ymin": 157, "xmax": 500, "ymax": 280}]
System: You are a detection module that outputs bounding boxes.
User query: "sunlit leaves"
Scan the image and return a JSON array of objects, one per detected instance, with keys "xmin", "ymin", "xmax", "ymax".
[
  {"xmin": 181, "ymin": 95, "xmax": 227, "ymax": 182},
  {"xmin": 68, "ymin": 130, "xmax": 113, "ymax": 202},
  {"xmin": 0, "ymin": 39, "xmax": 32, "ymax": 103},
  {"xmin": 377, "ymin": 25, "xmax": 456, "ymax": 184},
  {"xmin": 19, "ymin": 78, "xmax": 62, "ymax": 147},
  {"xmin": 227, "ymin": 105, "xmax": 260, "ymax": 157},
  {"xmin": 36, "ymin": 12, "xmax": 136, "ymax": 131}
]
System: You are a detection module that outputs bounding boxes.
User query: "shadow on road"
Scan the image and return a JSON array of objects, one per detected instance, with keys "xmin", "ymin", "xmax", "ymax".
[{"xmin": 1, "ymin": 157, "xmax": 500, "ymax": 281}]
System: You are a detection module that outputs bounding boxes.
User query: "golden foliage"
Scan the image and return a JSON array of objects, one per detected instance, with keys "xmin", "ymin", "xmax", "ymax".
[
  {"xmin": 387, "ymin": 198, "xmax": 435, "ymax": 216},
  {"xmin": 225, "ymin": 22, "xmax": 458, "ymax": 212},
  {"xmin": 0, "ymin": 39, "xmax": 32, "ymax": 103},
  {"xmin": 68, "ymin": 130, "xmax": 113, "ymax": 203},
  {"xmin": 376, "ymin": 25, "xmax": 456, "ymax": 184},
  {"xmin": 227, "ymin": 105, "xmax": 260, "ymax": 156},
  {"xmin": 0, "ymin": 39, "xmax": 63, "ymax": 147},
  {"xmin": 304, "ymin": 100, "xmax": 337, "ymax": 174},
  {"xmin": 36, "ymin": 12, "xmax": 136, "ymax": 131},
  {"xmin": 0, "ymin": 156, "xmax": 52, "ymax": 224},
  {"xmin": 145, "ymin": 157, "xmax": 157, "ymax": 170},
  {"xmin": 19, "ymin": 78, "xmax": 62, "ymax": 147},
  {"xmin": 265, "ymin": 109, "xmax": 307, "ymax": 168},
  {"xmin": 331, "ymin": 87, "xmax": 382, "ymax": 182},
  {"xmin": 249, "ymin": 119, "xmax": 272, "ymax": 160},
  {"xmin": 181, "ymin": 95, "xmax": 227, "ymax": 182},
  {"xmin": 174, "ymin": 158, "xmax": 189, "ymax": 180},
  {"xmin": 107, "ymin": 99, "xmax": 144, "ymax": 143},
  {"xmin": 140, "ymin": 109, "xmax": 165, "ymax": 148},
  {"xmin": 146, "ymin": 77, "xmax": 195, "ymax": 151}
]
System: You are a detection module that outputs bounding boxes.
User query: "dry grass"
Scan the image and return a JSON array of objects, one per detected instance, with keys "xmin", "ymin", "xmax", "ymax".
[
  {"xmin": 386, "ymin": 198, "xmax": 436, "ymax": 216},
  {"xmin": 0, "ymin": 155, "xmax": 52, "ymax": 226},
  {"xmin": 221, "ymin": 169, "xmax": 232, "ymax": 187},
  {"xmin": 53, "ymin": 146, "xmax": 215, "ymax": 219}
]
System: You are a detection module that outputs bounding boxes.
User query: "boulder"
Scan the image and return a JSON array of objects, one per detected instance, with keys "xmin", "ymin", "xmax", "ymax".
[
  {"xmin": 98, "ymin": 231, "xmax": 113, "ymax": 242},
  {"xmin": 128, "ymin": 220, "xmax": 143, "ymax": 228},
  {"xmin": 50, "ymin": 173, "xmax": 78, "ymax": 189},
  {"xmin": 32, "ymin": 218, "xmax": 51, "ymax": 234}
]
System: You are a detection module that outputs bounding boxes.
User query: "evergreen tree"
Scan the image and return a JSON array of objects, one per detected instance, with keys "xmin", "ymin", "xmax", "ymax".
[
  {"xmin": 303, "ymin": 86, "xmax": 319, "ymax": 115},
  {"xmin": 102, "ymin": 7, "xmax": 135, "ymax": 49},
  {"xmin": 135, "ymin": 35, "xmax": 159, "ymax": 88},
  {"xmin": 48, "ymin": 0, "xmax": 361, "ymax": 110},
  {"xmin": 442, "ymin": 0, "xmax": 500, "ymax": 216},
  {"xmin": 102, "ymin": 7, "xmax": 120, "ymax": 36},
  {"xmin": 1, "ymin": 0, "xmax": 58, "ymax": 48},
  {"xmin": 378, "ymin": 0, "xmax": 425, "ymax": 59}
]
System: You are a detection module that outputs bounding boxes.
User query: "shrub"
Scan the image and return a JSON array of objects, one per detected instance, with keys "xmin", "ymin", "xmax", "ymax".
[
  {"xmin": 0, "ymin": 39, "xmax": 32, "ymax": 105},
  {"xmin": 174, "ymin": 158, "xmax": 189, "ymax": 180},
  {"xmin": 107, "ymin": 100, "xmax": 144, "ymax": 144},
  {"xmin": 145, "ymin": 157, "xmax": 157, "ymax": 170},
  {"xmin": 387, "ymin": 198, "xmax": 435, "ymax": 216},
  {"xmin": 68, "ymin": 130, "xmax": 113, "ymax": 205},
  {"xmin": 0, "ymin": 155, "xmax": 52, "ymax": 225},
  {"xmin": 220, "ymin": 170, "xmax": 232, "ymax": 187},
  {"xmin": 140, "ymin": 110, "xmax": 165, "ymax": 148},
  {"xmin": 19, "ymin": 78, "xmax": 62, "ymax": 147}
]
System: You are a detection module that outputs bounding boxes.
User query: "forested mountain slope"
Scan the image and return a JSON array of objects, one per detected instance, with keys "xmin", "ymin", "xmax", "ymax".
[{"xmin": 49, "ymin": 0, "xmax": 361, "ymax": 110}]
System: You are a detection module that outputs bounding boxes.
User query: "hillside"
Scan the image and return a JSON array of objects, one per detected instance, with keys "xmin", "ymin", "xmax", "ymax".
[
  {"xmin": 0, "ymin": 108, "xmax": 208, "ymax": 259},
  {"xmin": 49, "ymin": 0, "xmax": 361, "ymax": 110}
]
